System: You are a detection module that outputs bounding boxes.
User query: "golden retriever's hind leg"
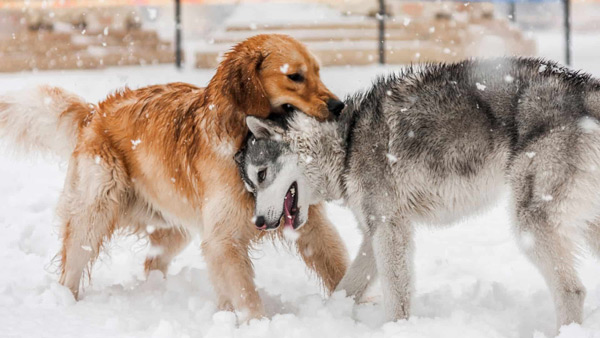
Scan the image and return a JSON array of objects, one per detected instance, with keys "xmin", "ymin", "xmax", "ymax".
[
  {"xmin": 58, "ymin": 213, "xmax": 116, "ymax": 299},
  {"xmin": 58, "ymin": 218, "xmax": 92, "ymax": 298},
  {"xmin": 296, "ymin": 203, "xmax": 349, "ymax": 294},
  {"xmin": 58, "ymin": 153, "xmax": 127, "ymax": 299},
  {"xmin": 144, "ymin": 227, "xmax": 191, "ymax": 276}
]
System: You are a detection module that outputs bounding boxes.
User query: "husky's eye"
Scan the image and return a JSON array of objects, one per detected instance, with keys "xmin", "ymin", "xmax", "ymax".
[
  {"xmin": 287, "ymin": 73, "xmax": 304, "ymax": 83},
  {"xmin": 257, "ymin": 169, "xmax": 267, "ymax": 183}
]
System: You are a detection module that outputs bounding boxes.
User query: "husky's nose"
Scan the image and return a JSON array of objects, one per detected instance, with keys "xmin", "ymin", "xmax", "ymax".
[
  {"xmin": 327, "ymin": 98, "xmax": 345, "ymax": 116},
  {"xmin": 255, "ymin": 216, "xmax": 267, "ymax": 230}
]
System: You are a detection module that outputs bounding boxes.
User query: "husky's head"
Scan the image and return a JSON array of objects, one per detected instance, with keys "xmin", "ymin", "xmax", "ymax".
[{"xmin": 236, "ymin": 117, "xmax": 314, "ymax": 230}]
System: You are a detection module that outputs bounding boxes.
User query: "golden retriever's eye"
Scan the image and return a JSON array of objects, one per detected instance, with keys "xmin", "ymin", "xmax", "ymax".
[
  {"xmin": 258, "ymin": 169, "xmax": 267, "ymax": 183},
  {"xmin": 287, "ymin": 73, "xmax": 304, "ymax": 83}
]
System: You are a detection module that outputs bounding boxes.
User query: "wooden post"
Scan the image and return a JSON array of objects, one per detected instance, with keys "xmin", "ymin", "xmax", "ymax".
[
  {"xmin": 378, "ymin": 0, "xmax": 386, "ymax": 64},
  {"xmin": 175, "ymin": 0, "xmax": 182, "ymax": 68},
  {"xmin": 563, "ymin": 0, "xmax": 571, "ymax": 66},
  {"xmin": 509, "ymin": 2, "xmax": 516, "ymax": 22}
]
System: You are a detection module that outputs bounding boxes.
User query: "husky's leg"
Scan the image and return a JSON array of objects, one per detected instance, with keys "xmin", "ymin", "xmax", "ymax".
[
  {"xmin": 512, "ymin": 172, "xmax": 585, "ymax": 327},
  {"xmin": 144, "ymin": 227, "xmax": 191, "ymax": 276},
  {"xmin": 335, "ymin": 233, "xmax": 376, "ymax": 302},
  {"xmin": 296, "ymin": 203, "xmax": 349, "ymax": 293},
  {"xmin": 515, "ymin": 214, "xmax": 585, "ymax": 328},
  {"xmin": 508, "ymin": 125, "xmax": 597, "ymax": 329},
  {"xmin": 58, "ymin": 154, "xmax": 127, "ymax": 298},
  {"xmin": 585, "ymin": 218, "xmax": 600, "ymax": 257},
  {"xmin": 373, "ymin": 220, "xmax": 414, "ymax": 321}
]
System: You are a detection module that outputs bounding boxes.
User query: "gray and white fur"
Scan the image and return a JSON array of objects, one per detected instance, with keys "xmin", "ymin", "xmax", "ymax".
[{"xmin": 240, "ymin": 57, "xmax": 600, "ymax": 330}]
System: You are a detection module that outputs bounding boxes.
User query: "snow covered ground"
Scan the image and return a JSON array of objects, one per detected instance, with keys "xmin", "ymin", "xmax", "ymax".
[{"xmin": 1, "ymin": 33, "xmax": 600, "ymax": 338}]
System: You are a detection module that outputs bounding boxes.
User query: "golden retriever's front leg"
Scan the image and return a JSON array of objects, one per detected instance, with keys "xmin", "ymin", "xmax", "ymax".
[
  {"xmin": 202, "ymin": 229, "xmax": 264, "ymax": 321},
  {"xmin": 296, "ymin": 203, "xmax": 349, "ymax": 293}
]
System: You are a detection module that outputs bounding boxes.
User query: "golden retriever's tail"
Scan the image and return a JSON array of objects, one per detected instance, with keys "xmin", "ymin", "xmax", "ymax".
[{"xmin": 0, "ymin": 85, "xmax": 93, "ymax": 158}]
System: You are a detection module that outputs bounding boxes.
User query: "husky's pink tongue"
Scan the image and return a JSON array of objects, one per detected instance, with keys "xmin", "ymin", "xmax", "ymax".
[{"xmin": 284, "ymin": 190, "xmax": 294, "ymax": 228}]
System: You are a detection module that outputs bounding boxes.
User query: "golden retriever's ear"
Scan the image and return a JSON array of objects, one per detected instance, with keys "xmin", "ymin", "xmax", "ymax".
[{"xmin": 220, "ymin": 50, "xmax": 271, "ymax": 117}]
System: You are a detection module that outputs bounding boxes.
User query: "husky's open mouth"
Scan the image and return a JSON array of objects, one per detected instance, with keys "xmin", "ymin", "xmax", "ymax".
[{"xmin": 283, "ymin": 182, "xmax": 299, "ymax": 229}]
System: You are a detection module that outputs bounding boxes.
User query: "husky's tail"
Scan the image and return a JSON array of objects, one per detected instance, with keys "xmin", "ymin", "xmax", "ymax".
[{"xmin": 0, "ymin": 85, "xmax": 93, "ymax": 158}]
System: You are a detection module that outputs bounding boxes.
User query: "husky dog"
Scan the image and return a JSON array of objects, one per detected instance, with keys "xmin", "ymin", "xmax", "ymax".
[{"xmin": 238, "ymin": 57, "xmax": 600, "ymax": 329}]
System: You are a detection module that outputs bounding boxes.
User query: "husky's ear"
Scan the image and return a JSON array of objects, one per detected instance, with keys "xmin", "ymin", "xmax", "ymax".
[{"xmin": 246, "ymin": 116, "xmax": 284, "ymax": 140}]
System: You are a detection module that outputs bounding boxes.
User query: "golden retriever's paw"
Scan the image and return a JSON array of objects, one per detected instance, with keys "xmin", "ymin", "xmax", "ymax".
[{"xmin": 236, "ymin": 307, "xmax": 266, "ymax": 324}]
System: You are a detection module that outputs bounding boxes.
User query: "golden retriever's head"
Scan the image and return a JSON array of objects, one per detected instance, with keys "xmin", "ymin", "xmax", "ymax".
[{"xmin": 217, "ymin": 34, "xmax": 343, "ymax": 121}]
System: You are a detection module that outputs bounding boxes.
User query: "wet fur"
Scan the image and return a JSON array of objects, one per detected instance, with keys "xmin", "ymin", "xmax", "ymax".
[
  {"xmin": 245, "ymin": 57, "xmax": 600, "ymax": 329},
  {"xmin": 0, "ymin": 34, "xmax": 349, "ymax": 320}
]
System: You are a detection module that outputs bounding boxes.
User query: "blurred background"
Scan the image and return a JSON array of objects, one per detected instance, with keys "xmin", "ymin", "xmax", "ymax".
[{"xmin": 1, "ymin": 0, "xmax": 599, "ymax": 73}]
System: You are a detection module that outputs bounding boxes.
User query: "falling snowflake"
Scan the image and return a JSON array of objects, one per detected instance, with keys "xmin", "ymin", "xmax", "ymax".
[
  {"xmin": 386, "ymin": 153, "xmax": 398, "ymax": 164},
  {"xmin": 280, "ymin": 63, "xmax": 289, "ymax": 74},
  {"xmin": 147, "ymin": 8, "xmax": 158, "ymax": 20},
  {"xmin": 519, "ymin": 231, "xmax": 535, "ymax": 250},
  {"xmin": 131, "ymin": 139, "xmax": 141, "ymax": 149},
  {"xmin": 578, "ymin": 116, "xmax": 600, "ymax": 133},
  {"xmin": 475, "ymin": 82, "xmax": 486, "ymax": 91}
]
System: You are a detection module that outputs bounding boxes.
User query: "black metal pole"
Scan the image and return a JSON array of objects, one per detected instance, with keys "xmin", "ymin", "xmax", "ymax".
[
  {"xmin": 509, "ymin": 2, "xmax": 516, "ymax": 22},
  {"xmin": 378, "ymin": 0, "xmax": 385, "ymax": 65},
  {"xmin": 175, "ymin": 0, "xmax": 182, "ymax": 68},
  {"xmin": 563, "ymin": 0, "xmax": 571, "ymax": 66}
]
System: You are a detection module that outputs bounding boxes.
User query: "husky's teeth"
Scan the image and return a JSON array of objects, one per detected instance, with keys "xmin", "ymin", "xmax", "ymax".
[
  {"xmin": 290, "ymin": 187, "xmax": 296, "ymax": 195},
  {"xmin": 287, "ymin": 215, "xmax": 292, "ymax": 219}
]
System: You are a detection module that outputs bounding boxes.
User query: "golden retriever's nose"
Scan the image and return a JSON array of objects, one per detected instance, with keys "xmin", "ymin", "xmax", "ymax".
[{"xmin": 327, "ymin": 98, "xmax": 345, "ymax": 116}]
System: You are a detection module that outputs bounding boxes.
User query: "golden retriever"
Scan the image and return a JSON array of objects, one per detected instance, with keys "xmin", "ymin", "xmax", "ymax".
[{"xmin": 0, "ymin": 34, "xmax": 348, "ymax": 320}]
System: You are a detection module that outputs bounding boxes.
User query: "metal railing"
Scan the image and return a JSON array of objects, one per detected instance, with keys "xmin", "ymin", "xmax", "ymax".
[{"xmin": 374, "ymin": 0, "xmax": 572, "ymax": 66}]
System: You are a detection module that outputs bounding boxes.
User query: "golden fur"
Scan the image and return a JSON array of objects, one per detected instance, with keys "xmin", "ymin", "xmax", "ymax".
[{"xmin": 0, "ymin": 34, "xmax": 348, "ymax": 320}]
